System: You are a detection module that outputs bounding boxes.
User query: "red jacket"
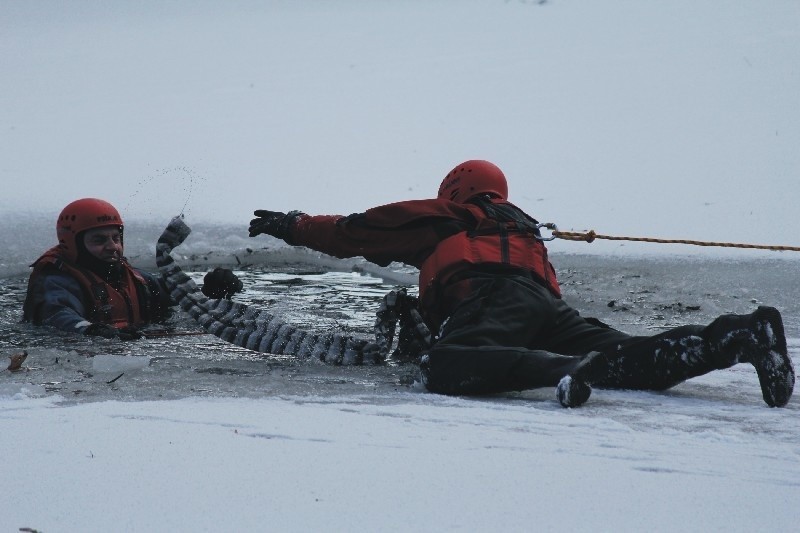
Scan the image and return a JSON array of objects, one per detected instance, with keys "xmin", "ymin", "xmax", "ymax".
[
  {"xmin": 24, "ymin": 246, "xmax": 152, "ymax": 328},
  {"xmin": 290, "ymin": 198, "xmax": 560, "ymax": 328}
]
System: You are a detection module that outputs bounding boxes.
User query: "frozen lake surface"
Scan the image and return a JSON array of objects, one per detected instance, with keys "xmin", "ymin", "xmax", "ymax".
[
  {"xmin": 2, "ymin": 247, "xmax": 799, "ymax": 532},
  {"xmin": 3, "ymin": 244, "xmax": 799, "ymax": 406}
]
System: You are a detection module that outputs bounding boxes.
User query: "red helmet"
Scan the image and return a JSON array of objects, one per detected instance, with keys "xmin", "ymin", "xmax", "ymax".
[
  {"xmin": 56, "ymin": 198, "xmax": 124, "ymax": 261},
  {"xmin": 437, "ymin": 160, "xmax": 508, "ymax": 203}
]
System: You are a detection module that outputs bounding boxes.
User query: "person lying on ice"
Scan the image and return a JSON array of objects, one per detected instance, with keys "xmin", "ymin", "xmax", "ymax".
[
  {"xmin": 23, "ymin": 198, "xmax": 242, "ymax": 340},
  {"xmin": 248, "ymin": 160, "xmax": 794, "ymax": 408}
]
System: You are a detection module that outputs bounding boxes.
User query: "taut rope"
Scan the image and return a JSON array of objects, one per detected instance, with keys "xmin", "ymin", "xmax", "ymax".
[{"xmin": 538, "ymin": 224, "xmax": 800, "ymax": 252}]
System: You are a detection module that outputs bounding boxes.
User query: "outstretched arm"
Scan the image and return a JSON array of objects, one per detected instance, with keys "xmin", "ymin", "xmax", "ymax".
[{"xmin": 249, "ymin": 199, "xmax": 476, "ymax": 268}]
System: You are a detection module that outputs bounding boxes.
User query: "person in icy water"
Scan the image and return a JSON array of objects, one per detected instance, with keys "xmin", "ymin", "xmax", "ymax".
[
  {"xmin": 23, "ymin": 198, "xmax": 242, "ymax": 340},
  {"xmin": 248, "ymin": 161, "xmax": 794, "ymax": 408}
]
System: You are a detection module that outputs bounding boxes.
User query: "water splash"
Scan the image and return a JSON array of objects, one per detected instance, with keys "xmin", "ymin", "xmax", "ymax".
[{"xmin": 125, "ymin": 166, "xmax": 207, "ymax": 219}]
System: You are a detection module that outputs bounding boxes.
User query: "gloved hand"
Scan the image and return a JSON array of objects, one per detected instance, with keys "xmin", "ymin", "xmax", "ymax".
[
  {"xmin": 84, "ymin": 323, "xmax": 143, "ymax": 341},
  {"xmin": 248, "ymin": 210, "xmax": 304, "ymax": 242},
  {"xmin": 202, "ymin": 267, "xmax": 244, "ymax": 299},
  {"xmin": 116, "ymin": 326, "xmax": 143, "ymax": 341}
]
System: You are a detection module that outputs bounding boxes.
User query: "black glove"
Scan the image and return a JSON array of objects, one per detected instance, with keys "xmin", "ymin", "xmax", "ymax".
[
  {"xmin": 248, "ymin": 210, "xmax": 304, "ymax": 242},
  {"xmin": 84, "ymin": 323, "xmax": 143, "ymax": 341},
  {"xmin": 202, "ymin": 267, "xmax": 244, "ymax": 299},
  {"xmin": 116, "ymin": 326, "xmax": 143, "ymax": 341}
]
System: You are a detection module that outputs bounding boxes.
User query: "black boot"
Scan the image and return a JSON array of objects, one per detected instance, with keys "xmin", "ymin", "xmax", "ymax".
[
  {"xmin": 556, "ymin": 351, "xmax": 608, "ymax": 408},
  {"xmin": 555, "ymin": 375, "xmax": 592, "ymax": 408},
  {"xmin": 710, "ymin": 306, "xmax": 794, "ymax": 407}
]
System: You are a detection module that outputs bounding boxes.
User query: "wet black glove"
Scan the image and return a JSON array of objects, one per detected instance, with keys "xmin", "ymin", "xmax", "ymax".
[
  {"xmin": 202, "ymin": 267, "xmax": 244, "ymax": 299},
  {"xmin": 84, "ymin": 323, "xmax": 143, "ymax": 341},
  {"xmin": 116, "ymin": 326, "xmax": 143, "ymax": 341},
  {"xmin": 248, "ymin": 210, "xmax": 304, "ymax": 243}
]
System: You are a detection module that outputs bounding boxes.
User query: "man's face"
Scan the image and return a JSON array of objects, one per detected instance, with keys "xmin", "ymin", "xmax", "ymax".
[{"xmin": 82, "ymin": 226, "xmax": 123, "ymax": 263}]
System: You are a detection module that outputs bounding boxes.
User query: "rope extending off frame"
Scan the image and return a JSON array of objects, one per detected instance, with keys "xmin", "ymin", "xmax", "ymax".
[{"xmin": 551, "ymin": 229, "xmax": 800, "ymax": 252}]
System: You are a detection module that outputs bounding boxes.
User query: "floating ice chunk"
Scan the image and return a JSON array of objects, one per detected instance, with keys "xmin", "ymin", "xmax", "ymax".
[
  {"xmin": 91, "ymin": 354, "xmax": 151, "ymax": 373},
  {"xmin": 0, "ymin": 383, "xmax": 47, "ymax": 399}
]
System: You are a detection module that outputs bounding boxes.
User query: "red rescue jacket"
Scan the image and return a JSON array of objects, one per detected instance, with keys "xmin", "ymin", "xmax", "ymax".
[
  {"xmin": 419, "ymin": 222, "xmax": 561, "ymax": 301},
  {"xmin": 25, "ymin": 246, "xmax": 150, "ymax": 327},
  {"xmin": 290, "ymin": 197, "xmax": 561, "ymax": 328},
  {"xmin": 417, "ymin": 197, "xmax": 560, "ymax": 310}
]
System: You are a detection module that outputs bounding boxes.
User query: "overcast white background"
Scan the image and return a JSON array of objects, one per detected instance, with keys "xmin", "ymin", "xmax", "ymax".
[{"xmin": 2, "ymin": 0, "xmax": 798, "ymax": 256}]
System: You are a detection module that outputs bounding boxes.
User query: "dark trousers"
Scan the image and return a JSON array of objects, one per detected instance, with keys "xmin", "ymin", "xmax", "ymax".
[{"xmin": 422, "ymin": 275, "xmax": 736, "ymax": 395}]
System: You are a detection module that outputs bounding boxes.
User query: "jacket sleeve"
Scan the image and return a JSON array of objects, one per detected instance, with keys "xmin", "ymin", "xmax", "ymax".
[
  {"xmin": 38, "ymin": 273, "xmax": 93, "ymax": 334},
  {"xmin": 289, "ymin": 200, "xmax": 472, "ymax": 268}
]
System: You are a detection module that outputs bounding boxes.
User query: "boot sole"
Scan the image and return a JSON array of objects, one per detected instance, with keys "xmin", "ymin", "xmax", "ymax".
[{"xmin": 750, "ymin": 307, "xmax": 795, "ymax": 407}]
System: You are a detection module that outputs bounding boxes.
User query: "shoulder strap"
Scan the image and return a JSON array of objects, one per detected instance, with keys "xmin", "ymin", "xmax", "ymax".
[{"xmin": 469, "ymin": 196, "xmax": 542, "ymax": 237}]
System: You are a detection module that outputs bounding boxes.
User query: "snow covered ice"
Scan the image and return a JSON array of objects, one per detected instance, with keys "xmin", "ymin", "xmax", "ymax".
[{"xmin": 2, "ymin": 1, "xmax": 799, "ymax": 531}]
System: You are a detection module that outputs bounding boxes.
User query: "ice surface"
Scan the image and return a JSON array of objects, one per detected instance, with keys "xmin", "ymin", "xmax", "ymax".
[
  {"xmin": 91, "ymin": 354, "xmax": 151, "ymax": 373},
  {"xmin": 2, "ymin": 255, "xmax": 798, "ymax": 531},
  {"xmin": 0, "ymin": 382, "xmax": 47, "ymax": 399}
]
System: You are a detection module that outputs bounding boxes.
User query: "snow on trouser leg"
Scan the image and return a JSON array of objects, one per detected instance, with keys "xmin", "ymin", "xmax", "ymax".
[
  {"xmin": 578, "ymin": 310, "xmax": 794, "ymax": 408},
  {"xmin": 593, "ymin": 328, "xmax": 717, "ymax": 392},
  {"xmin": 155, "ymin": 215, "xmax": 383, "ymax": 365},
  {"xmin": 555, "ymin": 328, "xmax": 729, "ymax": 408}
]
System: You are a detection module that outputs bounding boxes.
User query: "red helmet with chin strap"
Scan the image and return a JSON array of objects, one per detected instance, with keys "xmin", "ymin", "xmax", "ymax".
[
  {"xmin": 437, "ymin": 160, "xmax": 508, "ymax": 204},
  {"xmin": 56, "ymin": 198, "xmax": 124, "ymax": 262}
]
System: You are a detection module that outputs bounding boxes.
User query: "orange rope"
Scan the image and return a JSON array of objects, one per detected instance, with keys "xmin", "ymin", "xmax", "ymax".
[{"xmin": 552, "ymin": 229, "xmax": 800, "ymax": 252}]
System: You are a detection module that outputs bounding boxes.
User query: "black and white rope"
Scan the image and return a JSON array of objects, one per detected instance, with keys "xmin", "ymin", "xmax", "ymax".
[{"xmin": 155, "ymin": 216, "xmax": 383, "ymax": 365}]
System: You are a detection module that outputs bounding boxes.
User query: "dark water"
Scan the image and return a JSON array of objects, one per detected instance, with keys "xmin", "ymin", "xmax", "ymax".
[{"xmin": 2, "ymin": 253, "xmax": 799, "ymax": 404}]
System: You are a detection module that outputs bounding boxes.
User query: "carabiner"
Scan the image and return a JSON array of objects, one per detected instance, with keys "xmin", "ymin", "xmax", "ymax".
[{"xmin": 536, "ymin": 222, "xmax": 558, "ymax": 241}]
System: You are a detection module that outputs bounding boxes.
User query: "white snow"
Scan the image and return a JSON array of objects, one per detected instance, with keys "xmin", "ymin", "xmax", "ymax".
[
  {"xmin": 3, "ymin": 388, "xmax": 799, "ymax": 532},
  {"xmin": 1, "ymin": 1, "xmax": 799, "ymax": 531}
]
